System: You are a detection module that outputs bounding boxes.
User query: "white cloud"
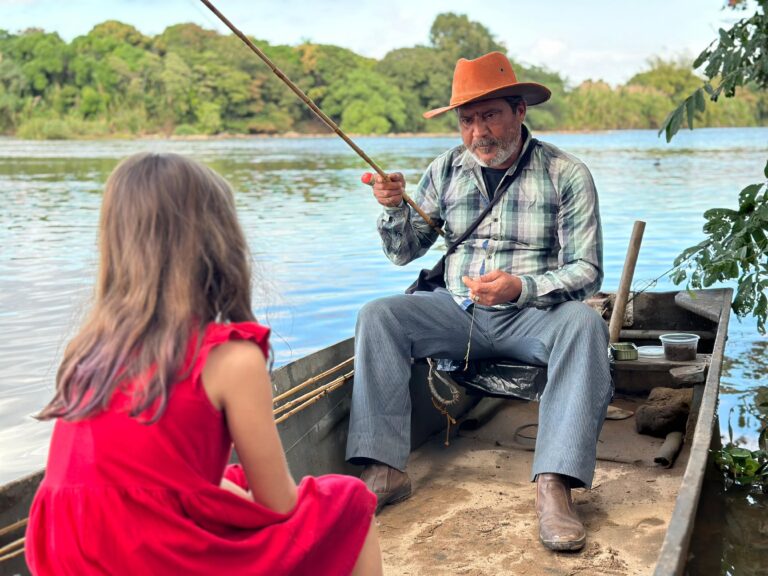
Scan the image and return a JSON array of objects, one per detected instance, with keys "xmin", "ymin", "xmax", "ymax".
[{"xmin": 529, "ymin": 38, "xmax": 567, "ymax": 61}]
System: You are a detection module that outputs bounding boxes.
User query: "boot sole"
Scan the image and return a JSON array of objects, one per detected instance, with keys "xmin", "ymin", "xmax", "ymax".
[{"xmin": 540, "ymin": 534, "xmax": 586, "ymax": 552}]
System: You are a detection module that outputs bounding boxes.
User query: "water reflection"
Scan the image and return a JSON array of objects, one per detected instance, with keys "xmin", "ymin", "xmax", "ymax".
[
  {"xmin": 689, "ymin": 451, "xmax": 768, "ymax": 576},
  {"xmin": 687, "ymin": 322, "xmax": 768, "ymax": 575}
]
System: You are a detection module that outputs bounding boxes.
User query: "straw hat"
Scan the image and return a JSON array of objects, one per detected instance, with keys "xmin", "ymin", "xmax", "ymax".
[{"xmin": 423, "ymin": 51, "xmax": 551, "ymax": 119}]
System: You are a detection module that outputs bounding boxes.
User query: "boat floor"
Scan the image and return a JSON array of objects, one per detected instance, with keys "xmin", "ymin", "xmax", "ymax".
[{"xmin": 377, "ymin": 395, "xmax": 688, "ymax": 576}]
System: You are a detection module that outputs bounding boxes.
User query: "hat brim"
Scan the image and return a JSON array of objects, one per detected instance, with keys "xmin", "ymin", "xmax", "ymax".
[{"xmin": 423, "ymin": 83, "xmax": 551, "ymax": 119}]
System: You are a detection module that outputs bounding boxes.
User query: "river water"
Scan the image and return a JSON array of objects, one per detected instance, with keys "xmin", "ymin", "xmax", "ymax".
[{"xmin": 1, "ymin": 128, "xmax": 766, "ymax": 573}]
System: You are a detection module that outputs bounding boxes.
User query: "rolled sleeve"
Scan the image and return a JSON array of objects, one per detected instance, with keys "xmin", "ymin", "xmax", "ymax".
[{"xmin": 377, "ymin": 161, "xmax": 443, "ymax": 266}]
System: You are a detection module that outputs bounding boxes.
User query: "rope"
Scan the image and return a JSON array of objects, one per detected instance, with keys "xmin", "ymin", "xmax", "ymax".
[
  {"xmin": 426, "ymin": 359, "xmax": 461, "ymax": 406},
  {"xmin": 512, "ymin": 423, "xmax": 538, "ymax": 451},
  {"xmin": 426, "ymin": 358, "xmax": 461, "ymax": 446}
]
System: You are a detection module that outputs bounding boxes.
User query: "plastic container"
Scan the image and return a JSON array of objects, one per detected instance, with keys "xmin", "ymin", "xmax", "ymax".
[
  {"xmin": 637, "ymin": 345, "xmax": 664, "ymax": 358},
  {"xmin": 659, "ymin": 333, "xmax": 700, "ymax": 361},
  {"xmin": 610, "ymin": 342, "xmax": 638, "ymax": 361}
]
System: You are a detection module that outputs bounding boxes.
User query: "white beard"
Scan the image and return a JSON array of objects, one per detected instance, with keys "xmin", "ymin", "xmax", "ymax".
[{"xmin": 470, "ymin": 134, "xmax": 520, "ymax": 167}]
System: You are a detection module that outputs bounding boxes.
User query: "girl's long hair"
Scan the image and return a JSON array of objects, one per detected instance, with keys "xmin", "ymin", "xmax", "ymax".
[{"xmin": 38, "ymin": 152, "xmax": 255, "ymax": 422}]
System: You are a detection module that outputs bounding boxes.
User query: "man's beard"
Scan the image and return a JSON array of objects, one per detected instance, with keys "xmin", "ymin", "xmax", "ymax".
[{"xmin": 470, "ymin": 133, "xmax": 520, "ymax": 167}]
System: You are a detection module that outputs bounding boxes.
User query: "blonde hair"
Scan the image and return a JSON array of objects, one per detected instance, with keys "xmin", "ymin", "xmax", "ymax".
[{"xmin": 39, "ymin": 153, "xmax": 254, "ymax": 422}]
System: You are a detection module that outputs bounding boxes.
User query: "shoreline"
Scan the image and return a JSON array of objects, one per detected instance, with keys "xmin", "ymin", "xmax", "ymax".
[{"xmin": 3, "ymin": 125, "xmax": 763, "ymax": 142}]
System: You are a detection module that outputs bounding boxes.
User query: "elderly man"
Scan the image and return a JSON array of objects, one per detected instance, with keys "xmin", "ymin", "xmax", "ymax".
[{"xmin": 346, "ymin": 51, "xmax": 612, "ymax": 552}]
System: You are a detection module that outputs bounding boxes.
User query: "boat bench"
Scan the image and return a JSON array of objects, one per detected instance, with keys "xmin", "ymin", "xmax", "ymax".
[{"xmin": 439, "ymin": 353, "xmax": 710, "ymax": 401}]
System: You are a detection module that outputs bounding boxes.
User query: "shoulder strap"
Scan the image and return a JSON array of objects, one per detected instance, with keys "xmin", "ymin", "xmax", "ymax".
[{"xmin": 444, "ymin": 138, "xmax": 538, "ymax": 257}]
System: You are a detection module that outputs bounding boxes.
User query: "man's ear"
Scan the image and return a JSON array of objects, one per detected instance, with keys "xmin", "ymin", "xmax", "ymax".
[{"xmin": 518, "ymin": 101, "xmax": 527, "ymax": 121}]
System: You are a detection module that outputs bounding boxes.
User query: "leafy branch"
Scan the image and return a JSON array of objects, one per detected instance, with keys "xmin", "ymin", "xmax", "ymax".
[
  {"xmin": 669, "ymin": 161, "xmax": 768, "ymax": 333},
  {"xmin": 713, "ymin": 406, "xmax": 768, "ymax": 492},
  {"xmin": 660, "ymin": 1, "xmax": 768, "ymax": 333}
]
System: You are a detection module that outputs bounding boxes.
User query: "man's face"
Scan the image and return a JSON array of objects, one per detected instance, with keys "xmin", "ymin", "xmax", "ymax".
[{"xmin": 458, "ymin": 98, "xmax": 526, "ymax": 168}]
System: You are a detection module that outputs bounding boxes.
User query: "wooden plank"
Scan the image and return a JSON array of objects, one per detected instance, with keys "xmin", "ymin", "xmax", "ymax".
[
  {"xmin": 619, "ymin": 329, "xmax": 715, "ymax": 341},
  {"xmin": 614, "ymin": 354, "xmax": 710, "ymax": 372},
  {"xmin": 653, "ymin": 288, "xmax": 732, "ymax": 576},
  {"xmin": 670, "ymin": 365, "xmax": 706, "ymax": 385},
  {"xmin": 675, "ymin": 289, "xmax": 727, "ymax": 324}
]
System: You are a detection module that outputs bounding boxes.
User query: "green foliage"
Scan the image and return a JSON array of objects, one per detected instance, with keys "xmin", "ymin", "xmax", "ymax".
[
  {"xmin": 429, "ymin": 13, "xmax": 505, "ymax": 61},
  {"xmin": 670, "ymin": 163, "xmax": 768, "ymax": 332},
  {"xmin": 0, "ymin": 11, "xmax": 764, "ymax": 138},
  {"xmin": 713, "ymin": 407, "xmax": 768, "ymax": 492},
  {"xmin": 563, "ymin": 55, "xmax": 764, "ymax": 131},
  {"xmin": 662, "ymin": 1, "xmax": 768, "ymax": 333},
  {"xmin": 522, "ymin": 64, "xmax": 568, "ymax": 130},
  {"xmin": 628, "ymin": 57, "xmax": 703, "ymax": 101},
  {"xmin": 323, "ymin": 68, "xmax": 407, "ymax": 134},
  {"xmin": 377, "ymin": 46, "xmax": 453, "ymax": 133}
]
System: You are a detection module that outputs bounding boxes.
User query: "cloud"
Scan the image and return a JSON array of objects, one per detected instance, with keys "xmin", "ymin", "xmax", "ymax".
[
  {"xmin": 519, "ymin": 38, "xmax": 652, "ymax": 86},
  {"xmin": 529, "ymin": 38, "xmax": 567, "ymax": 61}
]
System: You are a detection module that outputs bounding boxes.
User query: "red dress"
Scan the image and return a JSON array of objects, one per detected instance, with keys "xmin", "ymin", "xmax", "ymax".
[{"xmin": 26, "ymin": 322, "xmax": 376, "ymax": 575}]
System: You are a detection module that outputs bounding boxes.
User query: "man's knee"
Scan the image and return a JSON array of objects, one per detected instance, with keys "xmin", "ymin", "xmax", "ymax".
[
  {"xmin": 356, "ymin": 295, "xmax": 410, "ymax": 334},
  {"xmin": 558, "ymin": 301, "xmax": 608, "ymax": 340}
]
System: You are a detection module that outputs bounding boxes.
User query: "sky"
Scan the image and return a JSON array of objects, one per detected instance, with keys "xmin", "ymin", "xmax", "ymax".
[{"xmin": 0, "ymin": 0, "xmax": 748, "ymax": 86}]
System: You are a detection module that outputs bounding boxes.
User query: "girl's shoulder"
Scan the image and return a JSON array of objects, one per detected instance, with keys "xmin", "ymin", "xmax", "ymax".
[
  {"xmin": 188, "ymin": 321, "xmax": 271, "ymax": 383},
  {"xmin": 202, "ymin": 321, "xmax": 270, "ymax": 354}
]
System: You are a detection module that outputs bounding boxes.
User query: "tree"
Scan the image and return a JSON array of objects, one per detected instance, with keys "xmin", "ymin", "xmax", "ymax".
[
  {"xmin": 521, "ymin": 64, "xmax": 568, "ymax": 131},
  {"xmin": 377, "ymin": 46, "xmax": 453, "ymax": 133},
  {"xmin": 662, "ymin": 0, "xmax": 768, "ymax": 332},
  {"xmin": 429, "ymin": 13, "xmax": 505, "ymax": 62},
  {"xmin": 323, "ymin": 68, "xmax": 407, "ymax": 134}
]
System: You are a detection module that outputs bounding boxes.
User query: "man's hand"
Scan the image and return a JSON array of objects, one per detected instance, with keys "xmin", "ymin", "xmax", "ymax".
[
  {"xmin": 462, "ymin": 270, "xmax": 522, "ymax": 306},
  {"xmin": 364, "ymin": 172, "xmax": 406, "ymax": 208}
]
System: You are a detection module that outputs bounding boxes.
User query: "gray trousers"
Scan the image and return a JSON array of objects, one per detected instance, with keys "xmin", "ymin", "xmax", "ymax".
[{"xmin": 345, "ymin": 288, "xmax": 612, "ymax": 488}]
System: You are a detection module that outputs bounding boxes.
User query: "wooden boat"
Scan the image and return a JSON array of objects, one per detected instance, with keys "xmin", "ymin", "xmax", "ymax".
[{"xmin": 0, "ymin": 288, "xmax": 732, "ymax": 576}]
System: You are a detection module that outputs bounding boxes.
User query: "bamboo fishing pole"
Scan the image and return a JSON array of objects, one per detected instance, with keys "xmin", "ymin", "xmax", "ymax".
[{"xmin": 198, "ymin": 0, "xmax": 444, "ymax": 236}]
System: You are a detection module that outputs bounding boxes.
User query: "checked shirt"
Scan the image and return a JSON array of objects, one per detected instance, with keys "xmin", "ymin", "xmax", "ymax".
[{"xmin": 377, "ymin": 127, "xmax": 603, "ymax": 309}]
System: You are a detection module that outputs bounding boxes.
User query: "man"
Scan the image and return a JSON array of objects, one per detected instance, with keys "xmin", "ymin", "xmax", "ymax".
[{"xmin": 346, "ymin": 51, "xmax": 612, "ymax": 552}]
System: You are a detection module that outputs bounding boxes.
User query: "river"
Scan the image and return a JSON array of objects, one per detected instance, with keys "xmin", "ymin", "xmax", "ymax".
[{"xmin": 1, "ymin": 127, "xmax": 766, "ymax": 573}]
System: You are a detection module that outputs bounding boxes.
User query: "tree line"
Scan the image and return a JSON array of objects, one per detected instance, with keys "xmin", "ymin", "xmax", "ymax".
[{"xmin": 0, "ymin": 13, "xmax": 765, "ymax": 139}]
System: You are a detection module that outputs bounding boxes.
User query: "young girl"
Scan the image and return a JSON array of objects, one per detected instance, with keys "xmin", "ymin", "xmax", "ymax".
[{"xmin": 26, "ymin": 153, "xmax": 381, "ymax": 575}]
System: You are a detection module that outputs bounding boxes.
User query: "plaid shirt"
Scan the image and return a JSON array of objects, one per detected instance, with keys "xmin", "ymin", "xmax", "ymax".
[{"xmin": 378, "ymin": 127, "xmax": 603, "ymax": 309}]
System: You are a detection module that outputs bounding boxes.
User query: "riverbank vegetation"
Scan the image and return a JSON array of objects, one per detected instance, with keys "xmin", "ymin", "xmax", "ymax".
[
  {"xmin": 1, "ymin": 12, "xmax": 766, "ymax": 139},
  {"xmin": 664, "ymin": 0, "xmax": 768, "ymax": 334}
]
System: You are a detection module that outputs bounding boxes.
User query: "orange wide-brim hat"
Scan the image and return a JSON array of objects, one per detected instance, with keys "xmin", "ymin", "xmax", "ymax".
[{"xmin": 423, "ymin": 51, "xmax": 551, "ymax": 119}]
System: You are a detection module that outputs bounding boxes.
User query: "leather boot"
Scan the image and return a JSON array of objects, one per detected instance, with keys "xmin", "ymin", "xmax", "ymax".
[
  {"xmin": 360, "ymin": 463, "xmax": 412, "ymax": 514},
  {"xmin": 536, "ymin": 473, "xmax": 586, "ymax": 551}
]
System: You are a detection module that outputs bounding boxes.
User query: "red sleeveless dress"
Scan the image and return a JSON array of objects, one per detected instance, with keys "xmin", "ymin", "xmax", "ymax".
[{"xmin": 26, "ymin": 322, "xmax": 376, "ymax": 575}]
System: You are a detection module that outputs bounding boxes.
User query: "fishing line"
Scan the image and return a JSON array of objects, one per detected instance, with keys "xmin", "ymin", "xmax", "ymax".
[{"xmin": 626, "ymin": 248, "xmax": 702, "ymax": 306}]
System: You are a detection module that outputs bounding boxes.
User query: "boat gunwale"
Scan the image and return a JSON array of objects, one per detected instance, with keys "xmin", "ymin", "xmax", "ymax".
[{"xmin": 653, "ymin": 287, "xmax": 733, "ymax": 576}]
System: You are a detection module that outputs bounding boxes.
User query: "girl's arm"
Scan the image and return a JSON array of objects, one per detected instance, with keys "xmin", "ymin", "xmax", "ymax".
[{"xmin": 203, "ymin": 340, "xmax": 298, "ymax": 514}]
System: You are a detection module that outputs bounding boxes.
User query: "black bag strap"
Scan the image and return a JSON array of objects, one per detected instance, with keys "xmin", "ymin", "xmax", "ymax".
[{"xmin": 444, "ymin": 138, "xmax": 538, "ymax": 258}]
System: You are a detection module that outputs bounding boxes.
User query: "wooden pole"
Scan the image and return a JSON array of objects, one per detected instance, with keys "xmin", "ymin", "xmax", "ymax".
[
  {"xmin": 272, "ymin": 357, "xmax": 353, "ymax": 405},
  {"xmin": 198, "ymin": 0, "xmax": 444, "ymax": 237},
  {"xmin": 609, "ymin": 220, "xmax": 646, "ymax": 343},
  {"xmin": 274, "ymin": 372, "xmax": 353, "ymax": 424},
  {"xmin": 273, "ymin": 371, "xmax": 353, "ymax": 416}
]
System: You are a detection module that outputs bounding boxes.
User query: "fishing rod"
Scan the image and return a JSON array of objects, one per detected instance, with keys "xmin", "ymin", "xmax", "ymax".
[{"xmin": 198, "ymin": 0, "xmax": 444, "ymax": 236}]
